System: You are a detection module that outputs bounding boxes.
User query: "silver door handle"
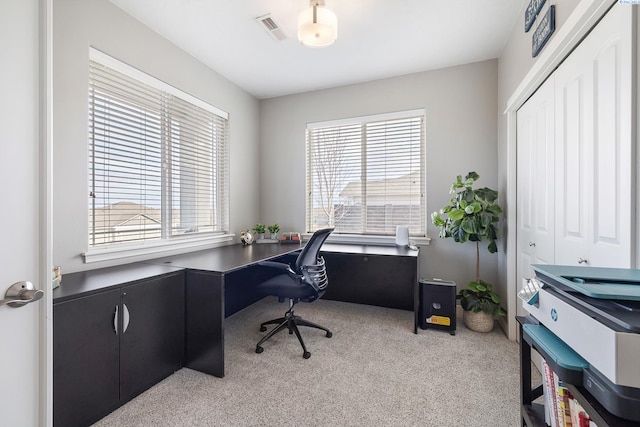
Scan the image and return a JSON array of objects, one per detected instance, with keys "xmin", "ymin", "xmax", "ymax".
[
  {"xmin": 0, "ymin": 281, "xmax": 44, "ymax": 308},
  {"xmin": 577, "ymin": 257, "xmax": 588, "ymax": 264},
  {"xmin": 529, "ymin": 242, "xmax": 536, "ymax": 247},
  {"xmin": 113, "ymin": 305, "xmax": 119, "ymax": 335},
  {"xmin": 122, "ymin": 303, "xmax": 130, "ymax": 334}
]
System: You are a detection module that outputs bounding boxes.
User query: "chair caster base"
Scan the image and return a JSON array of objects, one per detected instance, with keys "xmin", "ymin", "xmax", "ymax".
[
  {"xmin": 303, "ymin": 351, "xmax": 311, "ymax": 359},
  {"xmin": 256, "ymin": 346, "xmax": 264, "ymax": 354}
]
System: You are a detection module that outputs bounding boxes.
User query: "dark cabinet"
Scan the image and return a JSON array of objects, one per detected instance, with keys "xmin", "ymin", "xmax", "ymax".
[
  {"xmin": 54, "ymin": 289, "xmax": 121, "ymax": 427},
  {"xmin": 54, "ymin": 271, "xmax": 184, "ymax": 427},
  {"xmin": 321, "ymin": 248, "xmax": 417, "ymax": 311},
  {"xmin": 120, "ymin": 273, "xmax": 184, "ymax": 401}
]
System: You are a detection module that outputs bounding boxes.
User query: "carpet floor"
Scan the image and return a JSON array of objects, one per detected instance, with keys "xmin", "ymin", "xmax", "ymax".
[{"xmin": 94, "ymin": 298, "xmax": 525, "ymax": 426}]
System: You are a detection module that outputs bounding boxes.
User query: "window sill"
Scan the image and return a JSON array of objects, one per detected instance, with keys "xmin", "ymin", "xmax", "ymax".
[
  {"xmin": 302, "ymin": 233, "xmax": 431, "ymax": 247},
  {"xmin": 83, "ymin": 233, "xmax": 235, "ymax": 264}
]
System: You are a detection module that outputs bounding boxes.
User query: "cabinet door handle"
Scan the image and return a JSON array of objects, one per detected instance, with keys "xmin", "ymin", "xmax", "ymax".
[
  {"xmin": 123, "ymin": 303, "xmax": 130, "ymax": 334},
  {"xmin": 577, "ymin": 257, "xmax": 588, "ymax": 264},
  {"xmin": 528, "ymin": 242, "xmax": 536, "ymax": 247},
  {"xmin": 113, "ymin": 305, "xmax": 119, "ymax": 335}
]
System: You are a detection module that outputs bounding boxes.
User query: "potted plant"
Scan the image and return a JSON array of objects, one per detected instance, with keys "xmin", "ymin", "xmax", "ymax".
[
  {"xmin": 431, "ymin": 171, "xmax": 506, "ymax": 332},
  {"xmin": 253, "ymin": 223, "xmax": 266, "ymax": 240},
  {"xmin": 267, "ymin": 224, "xmax": 280, "ymax": 239}
]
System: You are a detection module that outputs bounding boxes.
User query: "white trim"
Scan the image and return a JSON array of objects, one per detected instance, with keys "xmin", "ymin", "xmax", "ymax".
[
  {"xmin": 40, "ymin": 0, "xmax": 53, "ymax": 425},
  {"xmin": 89, "ymin": 47, "xmax": 229, "ymax": 119},
  {"xmin": 307, "ymin": 108, "xmax": 425, "ymax": 129},
  {"xmin": 303, "ymin": 233, "xmax": 431, "ymax": 247},
  {"xmin": 503, "ymin": 0, "xmax": 617, "ymax": 341},
  {"xmin": 83, "ymin": 233, "xmax": 235, "ymax": 263}
]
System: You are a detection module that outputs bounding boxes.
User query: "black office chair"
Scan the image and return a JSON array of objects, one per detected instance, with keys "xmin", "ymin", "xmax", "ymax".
[{"xmin": 255, "ymin": 228, "xmax": 334, "ymax": 359}]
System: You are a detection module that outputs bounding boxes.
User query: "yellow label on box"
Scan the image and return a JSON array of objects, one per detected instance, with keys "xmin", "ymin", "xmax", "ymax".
[{"xmin": 426, "ymin": 315, "xmax": 451, "ymax": 326}]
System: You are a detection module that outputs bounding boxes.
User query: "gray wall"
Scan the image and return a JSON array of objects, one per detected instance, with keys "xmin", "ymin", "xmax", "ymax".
[
  {"xmin": 53, "ymin": 0, "xmax": 260, "ymax": 273},
  {"xmin": 259, "ymin": 60, "xmax": 500, "ymax": 288}
]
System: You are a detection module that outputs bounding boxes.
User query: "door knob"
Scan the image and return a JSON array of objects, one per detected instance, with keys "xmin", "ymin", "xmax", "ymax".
[
  {"xmin": 0, "ymin": 281, "xmax": 44, "ymax": 308},
  {"xmin": 577, "ymin": 257, "xmax": 588, "ymax": 264}
]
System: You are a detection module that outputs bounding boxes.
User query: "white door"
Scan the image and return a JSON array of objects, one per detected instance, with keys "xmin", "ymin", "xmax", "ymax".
[
  {"xmin": 0, "ymin": 1, "xmax": 50, "ymax": 426},
  {"xmin": 516, "ymin": 76, "xmax": 555, "ymax": 316},
  {"xmin": 554, "ymin": 3, "xmax": 633, "ymax": 268}
]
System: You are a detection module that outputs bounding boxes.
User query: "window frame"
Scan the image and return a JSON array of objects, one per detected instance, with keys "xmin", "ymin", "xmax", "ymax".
[
  {"xmin": 305, "ymin": 109, "xmax": 429, "ymax": 243},
  {"xmin": 83, "ymin": 49, "xmax": 233, "ymax": 263}
]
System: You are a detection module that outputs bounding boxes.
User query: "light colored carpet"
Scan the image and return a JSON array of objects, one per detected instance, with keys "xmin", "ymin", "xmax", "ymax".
[{"xmin": 94, "ymin": 298, "xmax": 524, "ymax": 427}]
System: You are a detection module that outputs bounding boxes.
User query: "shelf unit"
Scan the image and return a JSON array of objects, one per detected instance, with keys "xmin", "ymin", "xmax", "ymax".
[{"xmin": 517, "ymin": 317, "xmax": 638, "ymax": 427}]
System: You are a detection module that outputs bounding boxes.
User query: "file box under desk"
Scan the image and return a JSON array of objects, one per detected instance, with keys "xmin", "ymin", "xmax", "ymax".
[{"xmin": 418, "ymin": 279, "xmax": 456, "ymax": 335}]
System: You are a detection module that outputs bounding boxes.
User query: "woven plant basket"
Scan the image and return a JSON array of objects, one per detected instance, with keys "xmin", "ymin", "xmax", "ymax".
[{"xmin": 463, "ymin": 310, "xmax": 495, "ymax": 333}]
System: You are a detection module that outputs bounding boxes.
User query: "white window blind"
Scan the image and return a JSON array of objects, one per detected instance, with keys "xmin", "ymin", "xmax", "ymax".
[
  {"xmin": 306, "ymin": 110, "xmax": 425, "ymax": 236},
  {"xmin": 88, "ymin": 52, "xmax": 229, "ymax": 248}
]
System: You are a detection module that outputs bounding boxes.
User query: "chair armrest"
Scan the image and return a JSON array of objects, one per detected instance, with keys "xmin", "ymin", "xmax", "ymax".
[{"xmin": 258, "ymin": 261, "xmax": 298, "ymax": 279}]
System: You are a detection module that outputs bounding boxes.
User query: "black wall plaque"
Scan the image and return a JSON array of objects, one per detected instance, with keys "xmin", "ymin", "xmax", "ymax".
[
  {"xmin": 532, "ymin": 5, "xmax": 555, "ymax": 58},
  {"xmin": 525, "ymin": 0, "xmax": 546, "ymax": 32}
]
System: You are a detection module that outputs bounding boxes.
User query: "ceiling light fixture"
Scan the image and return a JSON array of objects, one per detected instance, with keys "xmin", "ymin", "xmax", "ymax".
[{"xmin": 297, "ymin": 0, "xmax": 337, "ymax": 48}]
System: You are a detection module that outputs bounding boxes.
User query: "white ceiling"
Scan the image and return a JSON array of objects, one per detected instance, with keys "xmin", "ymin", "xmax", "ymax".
[{"xmin": 111, "ymin": 0, "xmax": 526, "ymax": 99}]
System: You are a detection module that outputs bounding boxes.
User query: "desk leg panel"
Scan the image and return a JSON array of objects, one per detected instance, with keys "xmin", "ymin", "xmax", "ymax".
[
  {"xmin": 185, "ymin": 270, "xmax": 225, "ymax": 377},
  {"xmin": 322, "ymin": 252, "xmax": 416, "ymax": 311}
]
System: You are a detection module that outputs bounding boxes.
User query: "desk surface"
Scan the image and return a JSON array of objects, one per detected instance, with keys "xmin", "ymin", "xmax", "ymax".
[
  {"xmin": 53, "ymin": 263, "xmax": 183, "ymax": 303},
  {"xmin": 146, "ymin": 243, "xmax": 302, "ymax": 273}
]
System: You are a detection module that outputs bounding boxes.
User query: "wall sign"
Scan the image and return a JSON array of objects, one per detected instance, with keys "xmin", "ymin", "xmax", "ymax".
[
  {"xmin": 532, "ymin": 5, "xmax": 555, "ymax": 58},
  {"xmin": 524, "ymin": 0, "xmax": 546, "ymax": 33}
]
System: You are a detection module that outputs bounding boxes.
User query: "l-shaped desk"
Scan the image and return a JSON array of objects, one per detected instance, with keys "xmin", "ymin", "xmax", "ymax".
[
  {"xmin": 54, "ymin": 242, "xmax": 419, "ymax": 426},
  {"xmin": 56, "ymin": 242, "xmax": 420, "ymax": 379},
  {"xmin": 145, "ymin": 242, "xmax": 420, "ymax": 378}
]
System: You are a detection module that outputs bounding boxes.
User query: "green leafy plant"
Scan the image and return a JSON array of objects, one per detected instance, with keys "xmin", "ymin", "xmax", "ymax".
[
  {"xmin": 253, "ymin": 223, "xmax": 266, "ymax": 234},
  {"xmin": 431, "ymin": 171, "xmax": 505, "ymax": 317},
  {"xmin": 458, "ymin": 280, "xmax": 506, "ymax": 316},
  {"xmin": 267, "ymin": 224, "xmax": 280, "ymax": 234}
]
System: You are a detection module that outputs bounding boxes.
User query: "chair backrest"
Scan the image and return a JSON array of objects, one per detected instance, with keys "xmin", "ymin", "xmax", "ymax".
[
  {"xmin": 295, "ymin": 228, "xmax": 333, "ymax": 272},
  {"xmin": 295, "ymin": 228, "xmax": 333, "ymax": 298}
]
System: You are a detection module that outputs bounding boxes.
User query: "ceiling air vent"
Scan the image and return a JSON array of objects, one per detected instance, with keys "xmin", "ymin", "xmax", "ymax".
[{"xmin": 256, "ymin": 14, "xmax": 287, "ymax": 41}]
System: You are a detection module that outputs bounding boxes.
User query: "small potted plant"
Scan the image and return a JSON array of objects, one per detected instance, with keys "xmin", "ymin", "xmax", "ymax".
[
  {"xmin": 253, "ymin": 223, "xmax": 266, "ymax": 240},
  {"xmin": 431, "ymin": 171, "xmax": 506, "ymax": 332},
  {"xmin": 458, "ymin": 280, "xmax": 506, "ymax": 332},
  {"xmin": 267, "ymin": 224, "xmax": 280, "ymax": 239}
]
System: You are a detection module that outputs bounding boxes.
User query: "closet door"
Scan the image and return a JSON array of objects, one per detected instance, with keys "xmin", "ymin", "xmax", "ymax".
[
  {"xmin": 554, "ymin": 4, "xmax": 633, "ymax": 268},
  {"xmin": 517, "ymin": 76, "xmax": 555, "ymax": 312}
]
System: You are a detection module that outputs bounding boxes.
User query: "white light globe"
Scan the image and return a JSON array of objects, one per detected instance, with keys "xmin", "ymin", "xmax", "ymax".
[{"xmin": 297, "ymin": 6, "xmax": 337, "ymax": 47}]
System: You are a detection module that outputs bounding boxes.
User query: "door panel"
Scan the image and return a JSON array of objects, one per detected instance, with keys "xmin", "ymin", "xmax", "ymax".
[
  {"xmin": 516, "ymin": 76, "xmax": 555, "ymax": 316},
  {"xmin": 0, "ymin": 1, "xmax": 43, "ymax": 426},
  {"xmin": 555, "ymin": 4, "xmax": 632, "ymax": 268},
  {"xmin": 53, "ymin": 290, "xmax": 121, "ymax": 427},
  {"xmin": 589, "ymin": 8, "xmax": 633, "ymax": 267},
  {"xmin": 120, "ymin": 274, "xmax": 185, "ymax": 401}
]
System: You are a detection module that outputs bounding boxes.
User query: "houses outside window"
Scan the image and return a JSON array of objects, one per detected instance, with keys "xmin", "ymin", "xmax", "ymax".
[
  {"xmin": 305, "ymin": 110, "xmax": 426, "ymax": 237},
  {"xmin": 87, "ymin": 49, "xmax": 229, "ymax": 251}
]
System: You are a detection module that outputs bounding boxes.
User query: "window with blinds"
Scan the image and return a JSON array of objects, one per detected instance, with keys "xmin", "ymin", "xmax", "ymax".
[
  {"xmin": 306, "ymin": 110, "xmax": 425, "ymax": 236},
  {"xmin": 88, "ymin": 50, "xmax": 229, "ymax": 249}
]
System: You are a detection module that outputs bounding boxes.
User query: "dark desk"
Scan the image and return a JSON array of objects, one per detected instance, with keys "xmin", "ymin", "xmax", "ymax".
[
  {"xmin": 147, "ymin": 243, "xmax": 302, "ymax": 377},
  {"xmin": 147, "ymin": 242, "xmax": 419, "ymax": 377}
]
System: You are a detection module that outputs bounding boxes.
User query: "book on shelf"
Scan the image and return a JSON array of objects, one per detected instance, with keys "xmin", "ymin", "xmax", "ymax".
[
  {"xmin": 557, "ymin": 384, "xmax": 571, "ymax": 426},
  {"xmin": 541, "ymin": 361, "xmax": 596, "ymax": 427},
  {"xmin": 542, "ymin": 360, "xmax": 557, "ymax": 427}
]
